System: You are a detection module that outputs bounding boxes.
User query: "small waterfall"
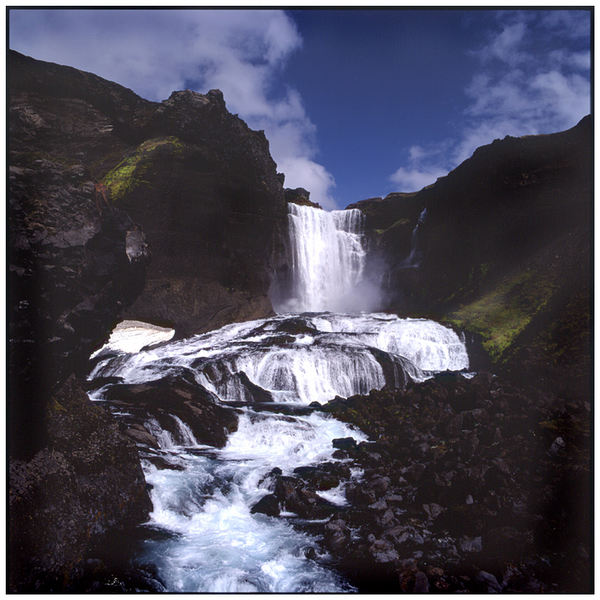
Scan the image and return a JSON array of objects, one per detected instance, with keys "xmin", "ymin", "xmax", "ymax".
[
  {"xmin": 400, "ymin": 207, "xmax": 427, "ymax": 269},
  {"xmin": 281, "ymin": 203, "xmax": 367, "ymax": 312}
]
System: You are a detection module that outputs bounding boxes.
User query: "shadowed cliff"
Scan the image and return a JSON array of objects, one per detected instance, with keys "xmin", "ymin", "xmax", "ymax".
[{"xmin": 350, "ymin": 116, "xmax": 592, "ymax": 397}]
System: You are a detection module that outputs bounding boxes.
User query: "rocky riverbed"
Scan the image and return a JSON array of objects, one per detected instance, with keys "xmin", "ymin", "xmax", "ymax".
[{"xmin": 251, "ymin": 372, "xmax": 591, "ymax": 593}]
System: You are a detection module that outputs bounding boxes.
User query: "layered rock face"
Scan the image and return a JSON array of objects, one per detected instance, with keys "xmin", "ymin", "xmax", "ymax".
[{"xmin": 352, "ymin": 117, "xmax": 592, "ymax": 395}]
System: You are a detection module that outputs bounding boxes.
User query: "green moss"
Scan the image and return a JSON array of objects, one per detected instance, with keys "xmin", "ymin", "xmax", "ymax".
[
  {"xmin": 102, "ymin": 136, "xmax": 184, "ymax": 202},
  {"xmin": 447, "ymin": 266, "xmax": 558, "ymax": 362}
]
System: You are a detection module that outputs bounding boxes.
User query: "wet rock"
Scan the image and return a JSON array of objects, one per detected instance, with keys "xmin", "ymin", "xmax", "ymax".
[
  {"xmin": 549, "ymin": 436, "xmax": 566, "ymax": 457},
  {"xmin": 370, "ymin": 476, "xmax": 391, "ymax": 496},
  {"xmin": 237, "ymin": 372, "xmax": 274, "ymax": 403},
  {"xmin": 475, "ymin": 570, "xmax": 502, "ymax": 593},
  {"xmin": 145, "ymin": 454, "xmax": 185, "ymax": 471},
  {"xmin": 251, "ymin": 494, "xmax": 280, "ymax": 517},
  {"xmin": 271, "ymin": 475, "xmax": 338, "ymax": 519},
  {"xmin": 413, "ymin": 570, "xmax": 430, "ymax": 593},
  {"xmin": 459, "ymin": 535, "xmax": 482, "ymax": 553},
  {"xmin": 103, "ymin": 373, "xmax": 238, "ymax": 448},
  {"xmin": 324, "ymin": 518, "xmax": 350, "ymax": 552},
  {"xmin": 368, "ymin": 539, "xmax": 398, "ymax": 563},
  {"xmin": 332, "ymin": 437, "xmax": 357, "ymax": 451},
  {"xmin": 423, "ymin": 502, "xmax": 444, "ymax": 520},
  {"xmin": 369, "ymin": 498, "xmax": 388, "ymax": 511},
  {"xmin": 397, "ymin": 557, "xmax": 418, "ymax": 591},
  {"xmin": 126, "ymin": 425, "xmax": 159, "ymax": 448},
  {"xmin": 293, "ymin": 463, "xmax": 346, "ymax": 491},
  {"xmin": 345, "ymin": 483, "xmax": 376, "ymax": 506},
  {"xmin": 380, "ymin": 509, "xmax": 396, "ymax": 526}
]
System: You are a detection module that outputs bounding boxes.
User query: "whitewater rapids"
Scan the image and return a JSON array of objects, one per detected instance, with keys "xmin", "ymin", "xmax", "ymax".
[
  {"xmin": 88, "ymin": 312, "xmax": 468, "ymax": 592},
  {"xmin": 87, "ymin": 202, "xmax": 469, "ymax": 592}
]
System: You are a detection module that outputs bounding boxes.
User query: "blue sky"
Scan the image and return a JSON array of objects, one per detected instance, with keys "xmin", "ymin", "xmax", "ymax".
[{"xmin": 9, "ymin": 8, "xmax": 591, "ymax": 209}]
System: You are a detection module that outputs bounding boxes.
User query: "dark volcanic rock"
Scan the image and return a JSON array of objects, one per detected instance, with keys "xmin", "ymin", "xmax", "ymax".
[
  {"xmin": 9, "ymin": 50, "xmax": 288, "ymax": 338},
  {"xmin": 269, "ymin": 473, "xmax": 340, "ymax": 519},
  {"xmin": 353, "ymin": 117, "xmax": 591, "ymax": 396},
  {"xmin": 8, "ymin": 51, "xmax": 153, "ymax": 591},
  {"xmin": 251, "ymin": 494, "xmax": 281, "ymax": 517},
  {"xmin": 8, "ymin": 154, "xmax": 148, "ymax": 458},
  {"xmin": 318, "ymin": 374, "xmax": 592, "ymax": 593},
  {"xmin": 103, "ymin": 373, "xmax": 238, "ymax": 448},
  {"xmin": 8, "ymin": 376, "xmax": 151, "ymax": 592},
  {"xmin": 285, "ymin": 187, "xmax": 322, "ymax": 209}
]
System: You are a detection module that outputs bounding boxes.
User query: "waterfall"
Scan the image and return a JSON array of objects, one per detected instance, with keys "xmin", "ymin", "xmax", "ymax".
[
  {"xmin": 86, "ymin": 200, "xmax": 471, "ymax": 593},
  {"xmin": 400, "ymin": 207, "xmax": 427, "ymax": 269},
  {"xmin": 282, "ymin": 203, "xmax": 367, "ymax": 312}
]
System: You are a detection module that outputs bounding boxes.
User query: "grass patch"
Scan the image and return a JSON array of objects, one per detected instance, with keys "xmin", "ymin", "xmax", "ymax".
[{"xmin": 447, "ymin": 266, "xmax": 558, "ymax": 362}]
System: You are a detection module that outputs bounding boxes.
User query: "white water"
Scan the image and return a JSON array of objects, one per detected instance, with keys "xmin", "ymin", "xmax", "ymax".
[
  {"xmin": 88, "ymin": 203, "xmax": 470, "ymax": 592},
  {"xmin": 138, "ymin": 409, "xmax": 365, "ymax": 592},
  {"xmin": 90, "ymin": 313, "xmax": 468, "ymax": 405},
  {"xmin": 281, "ymin": 203, "xmax": 366, "ymax": 312}
]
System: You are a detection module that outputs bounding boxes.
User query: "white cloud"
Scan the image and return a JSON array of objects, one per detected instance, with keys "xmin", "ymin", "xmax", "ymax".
[
  {"xmin": 389, "ymin": 166, "xmax": 446, "ymax": 192},
  {"xmin": 388, "ymin": 11, "xmax": 590, "ymax": 191},
  {"xmin": 9, "ymin": 9, "xmax": 337, "ymax": 207},
  {"xmin": 482, "ymin": 22, "xmax": 526, "ymax": 65},
  {"xmin": 278, "ymin": 157, "xmax": 337, "ymax": 210}
]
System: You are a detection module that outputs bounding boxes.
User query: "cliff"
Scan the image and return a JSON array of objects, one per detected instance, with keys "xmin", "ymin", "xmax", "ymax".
[
  {"xmin": 9, "ymin": 50, "xmax": 288, "ymax": 338},
  {"xmin": 8, "ymin": 49, "xmax": 287, "ymax": 590},
  {"xmin": 352, "ymin": 117, "xmax": 592, "ymax": 397},
  {"xmin": 8, "ymin": 51, "xmax": 154, "ymax": 590}
]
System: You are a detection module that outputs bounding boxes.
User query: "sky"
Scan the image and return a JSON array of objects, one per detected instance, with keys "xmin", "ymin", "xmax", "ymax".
[{"xmin": 9, "ymin": 8, "xmax": 591, "ymax": 209}]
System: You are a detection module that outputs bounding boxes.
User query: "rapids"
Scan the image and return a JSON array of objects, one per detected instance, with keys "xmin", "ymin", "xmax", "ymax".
[{"xmin": 87, "ymin": 203, "xmax": 470, "ymax": 592}]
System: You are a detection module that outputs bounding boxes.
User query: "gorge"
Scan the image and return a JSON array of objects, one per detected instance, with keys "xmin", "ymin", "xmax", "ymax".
[{"xmin": 8, "ymin": 50, "xmax": 592, "ymax": 593}]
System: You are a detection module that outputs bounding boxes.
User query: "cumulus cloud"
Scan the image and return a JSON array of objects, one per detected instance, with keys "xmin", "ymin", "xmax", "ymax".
[
  {"xmin": 388, "ymin": 10, "xmax": 590, "ymax": 192},
  {"xmin": 9, "ymin": 9, "xmax": 337, "ymax": 207}
]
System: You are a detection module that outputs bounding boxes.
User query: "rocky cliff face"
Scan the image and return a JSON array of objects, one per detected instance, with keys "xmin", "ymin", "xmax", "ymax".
[
  {"xmin": 352, "ymin": 117, "xmax": 592, "ymax": 395},
  {"xmin": 10, "ymin": 50, "xmax": 288, "ymax": 338},
  {"xmin": 8, "ymin": 50, "xmax": 288, "ymax": 590},
  {"xmin": 110, "ymin": 89, "xmax": 288, "ymax": 335},
  {"xmin": 8, "ymin": 50, "xmax": 155, "ymax": 590}
]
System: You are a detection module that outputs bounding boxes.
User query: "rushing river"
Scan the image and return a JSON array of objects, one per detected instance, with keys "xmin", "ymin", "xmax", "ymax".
[{"xmin": 87, "ymin": 203, "xmax": 470, "ymax": 592}]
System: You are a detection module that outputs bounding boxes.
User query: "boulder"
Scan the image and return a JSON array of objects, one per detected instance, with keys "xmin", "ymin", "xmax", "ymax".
[
  {"xmin": 251, "ymin": 494, "xmax": 280, "ymax": 517},
  {"xmin": 8, "ymin": 376, "xmax": 151, "ymax": 591}
]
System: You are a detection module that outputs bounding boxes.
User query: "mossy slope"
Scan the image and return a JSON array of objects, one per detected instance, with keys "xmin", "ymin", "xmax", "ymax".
[
  {"xmin": 447, "ymin": 264, "xmax": 557, "ymax": 362},
  {"xmin": 103, "ymin": 137, "xmax": 184, "ymax": 202}
]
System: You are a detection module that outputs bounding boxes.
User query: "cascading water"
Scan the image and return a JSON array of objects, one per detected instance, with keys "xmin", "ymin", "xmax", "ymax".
[
  {"xmin": 400, "ymin": 207, "xmax": 427, "ymax": 268},
  {"xmin": 87, "ymin": 201, "xmax": 469, "ymax": 592},
  {"xmin": 277, "ymin": 203, "xmax": 367, "ymax": 313}
]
